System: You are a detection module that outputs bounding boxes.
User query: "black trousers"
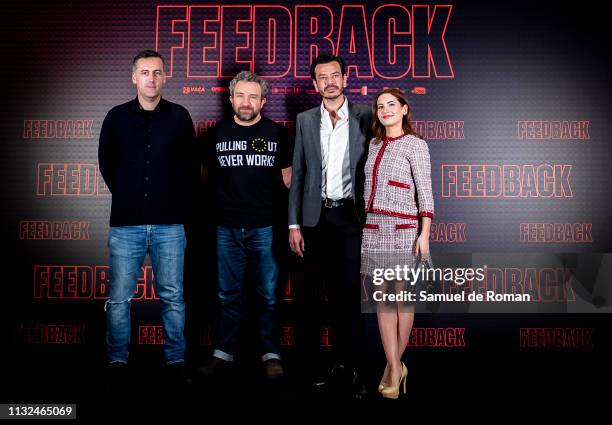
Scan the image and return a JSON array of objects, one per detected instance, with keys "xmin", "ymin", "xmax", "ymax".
[{"xmin": 298, "ymin": 200, "xmax": 364, "ymax": 374}]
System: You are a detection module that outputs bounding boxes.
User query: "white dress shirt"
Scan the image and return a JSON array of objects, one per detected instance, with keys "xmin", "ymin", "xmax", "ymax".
[
  {"xmin": 320, "ymin": 98, "xmax": 351, "ymax": 200},
  {"xmin": 289, "ymin": 98, "xmax": 353, "ymax": 230}
]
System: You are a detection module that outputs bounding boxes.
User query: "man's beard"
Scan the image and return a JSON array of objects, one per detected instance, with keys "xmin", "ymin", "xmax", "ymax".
[{"xmin": 234, "ymin": 107, "xmax": 258, "ymax": 122}]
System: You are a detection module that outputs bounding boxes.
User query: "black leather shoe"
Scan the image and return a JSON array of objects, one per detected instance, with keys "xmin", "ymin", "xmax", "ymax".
[
  {"xmin": 197, "ymin": 356, "xmax": 232, "ymax": 378},
  {"xmin": 310, "ymin": 364, "xmax": 332, "ymax": 389},
  {"xmin": 311, "ymin": 374, "xmax": 328, "ymax": 389},
  {"xmin": 329, "ymin": 363, "xmax": 351, "ymax": 386},
  {"xmin": 264, "ymin": 359, "xmax": 284, "ymax": 381},
  {"xmin": 351, "ymin": 370, "xmax": 368, "ymax": 400},
  {"xmin": 327, "ymin": 364, "xmax": 368, "ymax": 399}
]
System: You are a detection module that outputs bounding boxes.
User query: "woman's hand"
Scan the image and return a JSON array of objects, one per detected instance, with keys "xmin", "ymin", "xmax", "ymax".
[
  {"xmin": 415, "ymin": 233, "xmax": 430, "ymax": 258},
  {"xmin": 415, "ymin": 216, "xmax": 432, "ymax": 259}
]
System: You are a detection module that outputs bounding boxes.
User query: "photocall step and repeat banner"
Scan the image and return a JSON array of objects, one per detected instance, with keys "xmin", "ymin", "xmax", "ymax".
[{"xmin": 3, "ymin": 0, "xmax": 612, "ymax": 405}]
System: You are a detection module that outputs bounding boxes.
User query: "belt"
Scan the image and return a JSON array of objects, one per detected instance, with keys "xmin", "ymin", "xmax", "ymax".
[
  {"xmin": 322, "ymin": 198, "xmax": 351, "ymax": 208},
  {"xmin": 364, "ymin": 223, "xmax": 416, "ymax": 230}
]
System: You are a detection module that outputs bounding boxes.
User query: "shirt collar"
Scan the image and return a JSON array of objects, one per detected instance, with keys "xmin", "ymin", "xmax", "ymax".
[
  {"xmin": 320, "ymin": 96, "xmax": 349, "ymax": 121},
  {"xmin": 130, "ymin": 96, "xmax": 166, "ymax": 114}
]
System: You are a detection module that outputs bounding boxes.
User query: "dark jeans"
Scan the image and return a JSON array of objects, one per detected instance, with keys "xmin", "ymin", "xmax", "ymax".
[
  {"xmin": 105, "ymin": 224, "xmax": 186, "ymax": 364},
  {"xmin": 214, "ymin": 226, "xmax": 280, "ymax": 362}
]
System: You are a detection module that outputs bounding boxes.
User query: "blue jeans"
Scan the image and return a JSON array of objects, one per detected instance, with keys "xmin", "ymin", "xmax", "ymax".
[
  {"xmin": 105, "ymin": 224, "xmax": 186, "ymax": 364},
  {"xmin": 214, "ymin": 226, "xmax": 280, "ymax": 362}
]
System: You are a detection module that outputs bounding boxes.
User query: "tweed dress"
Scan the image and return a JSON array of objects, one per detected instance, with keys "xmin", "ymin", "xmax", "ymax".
[{"xmin": 361, "ymin": 133, "xmax": 434, "ymax": 277}]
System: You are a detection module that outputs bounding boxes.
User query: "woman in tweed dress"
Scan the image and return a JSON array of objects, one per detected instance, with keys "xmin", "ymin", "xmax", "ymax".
[{"xmin": 361, "ymin": 88, "xmax": 434, "ymax": 399}]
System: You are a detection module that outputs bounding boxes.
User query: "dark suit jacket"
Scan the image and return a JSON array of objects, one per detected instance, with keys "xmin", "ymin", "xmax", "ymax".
[{"xmin": 288, "ymin": 100, "xmax": 372, "ymax": 227}]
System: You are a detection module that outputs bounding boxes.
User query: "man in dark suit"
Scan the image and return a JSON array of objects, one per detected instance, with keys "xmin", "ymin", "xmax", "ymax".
[{"xmin": 288, "ymin": 53, "xmax": 371, "ymax": 397}]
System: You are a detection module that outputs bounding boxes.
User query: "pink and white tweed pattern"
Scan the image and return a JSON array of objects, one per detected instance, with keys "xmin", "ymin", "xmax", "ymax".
[{"xmin": 363, "ymin": 134, "xmax": 434, "ymax": 220}]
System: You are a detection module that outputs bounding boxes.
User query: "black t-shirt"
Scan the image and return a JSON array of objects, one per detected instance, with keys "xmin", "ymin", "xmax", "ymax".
[{"xmin": 204, "ymin": 116, "xmax": 292, "ymax": 227}]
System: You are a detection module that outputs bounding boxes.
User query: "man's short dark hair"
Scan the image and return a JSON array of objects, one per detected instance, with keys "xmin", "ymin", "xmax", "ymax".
[
  {"xmin": 309, "ymin": 53, "xmax": 345, "ymax": 80},
  {"xmin": 132, "ymin": 50, "xmax": 165, "ymax": 72}
]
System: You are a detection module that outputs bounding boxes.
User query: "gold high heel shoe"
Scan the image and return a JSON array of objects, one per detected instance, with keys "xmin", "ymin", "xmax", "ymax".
[
  {"xmin": 381, "ymin": 363, "xmax": 408, "ymax": 399},
  {"xmin": 378, "ymin": 363, "xmax": 389, "ymax": 392}
]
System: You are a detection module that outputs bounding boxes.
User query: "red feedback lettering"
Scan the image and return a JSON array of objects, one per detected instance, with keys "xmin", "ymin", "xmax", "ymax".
[
  {"xmin": 282, "ymin": 273, "xmax": 296, "ymax": 301},
  {"xmin": 441, "ymin": 164, "xmax": 573, "ymax": 198},
  {"xmin": 45, "ymin": 324, "xmax": 84, "ymax": 344},
  {"xmin": 132, "ymin": 266, "xmax": 158, "ymax": 301},
  {"xmin": 407, "ymin": 327, "xmax": 466, "ymax": 347},
  {"xmin": 138, "ymin": 326, "xmax": 164, "ymax": 345},
  {"xmin": 94, "ymin": 266, "xmax": 110, "ymax": 299},
  {"xmin": 33, "ymin": 266, "xmax": 94, "ymax": 299},
  {"xmin": 413, "ymin": 121, "xmax": 464, "ymax": 139},
  {"xmin": 321, "ymin": 326, "xmax": 332, "ymax": 348},
  {"xmin": 156, "ymin": 5, "xmax": 453, "ymax": 79},
  {"xmin": 33, "ymin": 265, "xmax": 158, "ymax": 301},
  {"xmin": 36, "ymin": 163, "xmax": 97, "ymax": 196},
  {"xmin": 15, "ymin": 323, "xmax": 86, "ymax": 344},
  {"xmin": 517, "ymin": 121, "xmax": 590, "ymax": 140},
  {"xmin": 519, "ymin": 328, "xmax": 593, "ymax": 348},
  {"xmin": 519, "ymin": 223, "xmax": 593, "ymax": 243},
  {"xmin": 280, "ymin": 325, "xmax": 296, "ymax": 347},
  {"xmin": 430, "ymin": 222, "xmax": 467, "ymax": 243},
  {"xmin": 19, "ymin": 221, "xmax": 90, "ymax": 240},
  {"xmin": 23, "ymin": 120, "xmax": 95, "ymax": 140},
  {"xmin": 475, "ymin": 268, "xmax": 577, "ymax": 303}
]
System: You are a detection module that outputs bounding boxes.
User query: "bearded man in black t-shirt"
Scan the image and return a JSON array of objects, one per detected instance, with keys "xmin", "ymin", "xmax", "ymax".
[{"xmin": 200, "ymin": 71, "xmax": 292, "ymax": 380}]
